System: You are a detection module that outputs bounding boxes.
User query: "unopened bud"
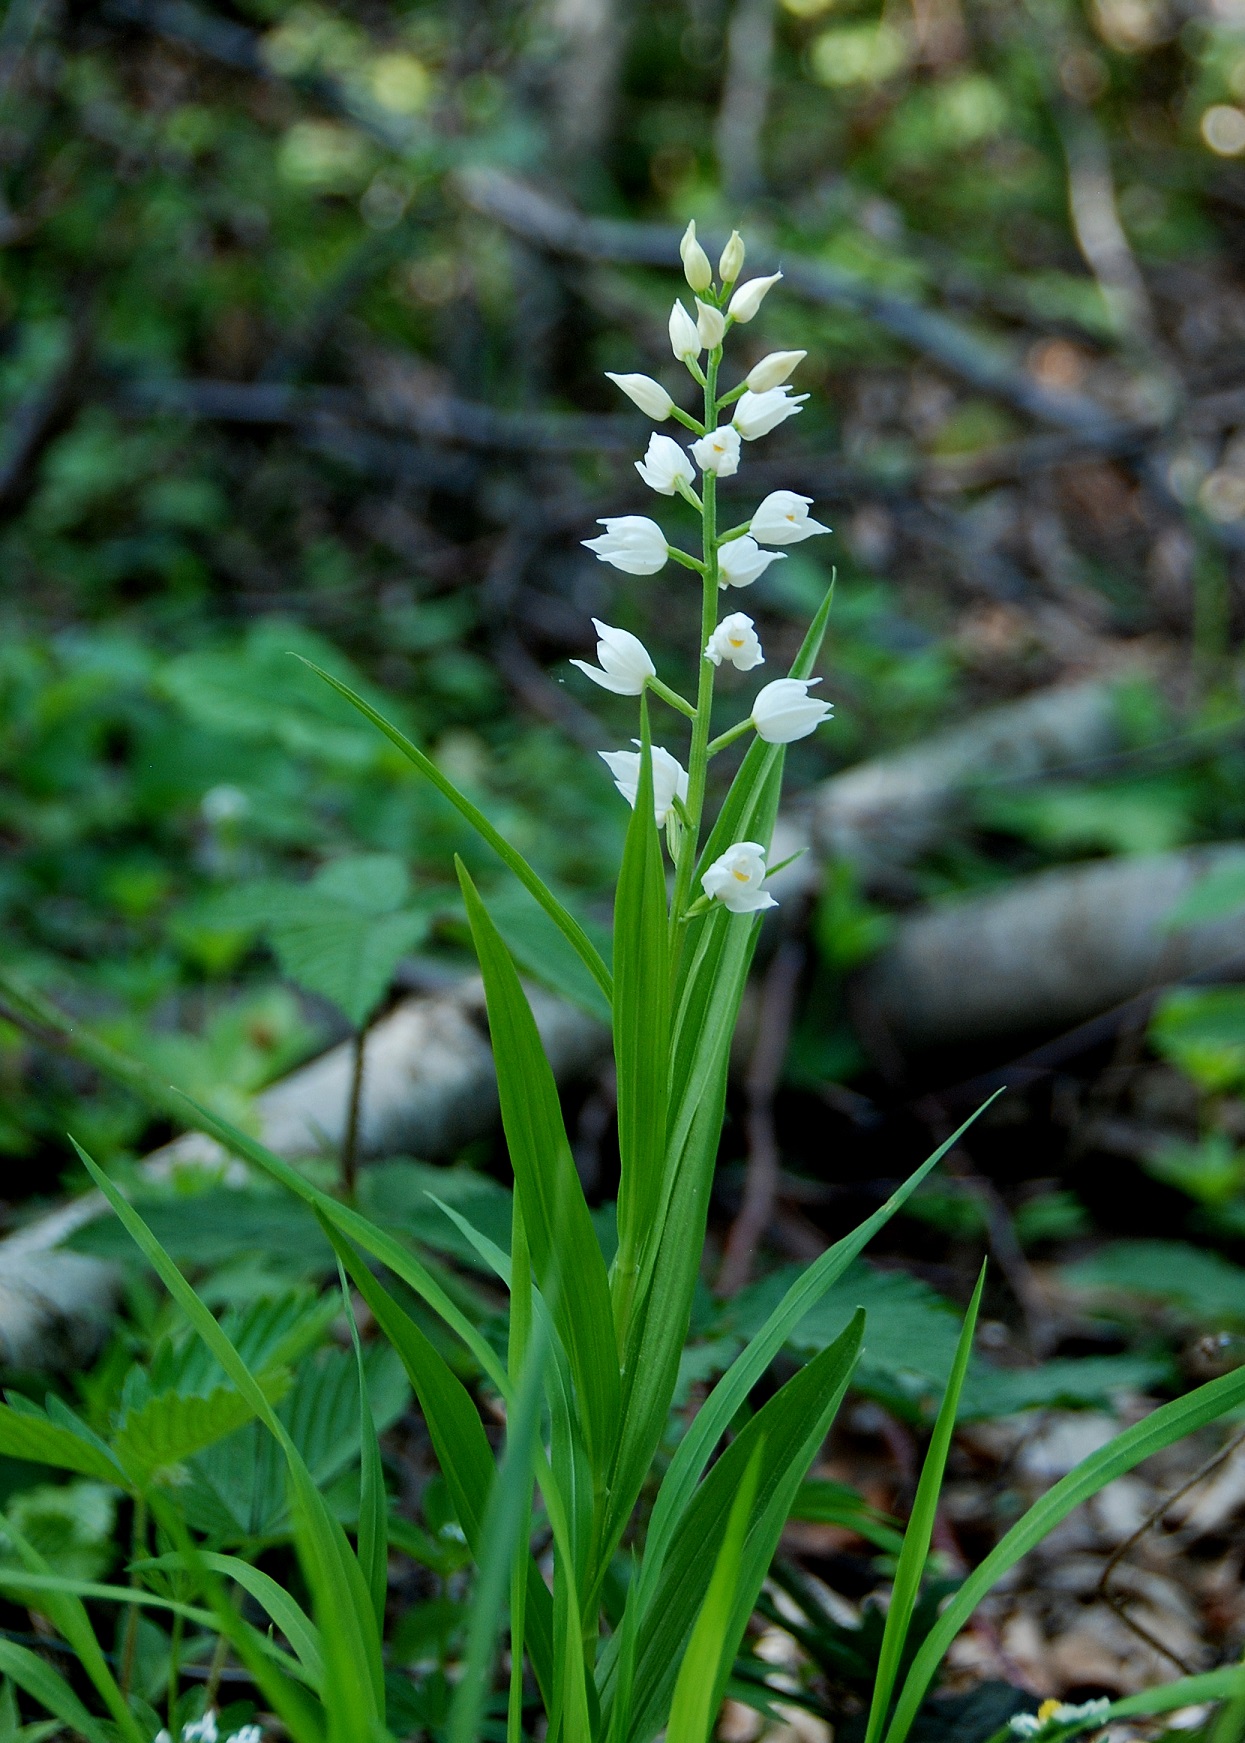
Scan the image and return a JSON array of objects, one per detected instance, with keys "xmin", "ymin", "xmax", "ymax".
[
  {"xmin": 719, "ymin": 230, "xmax": 746, "ymax": 284},
  {"xmin": 680, "ymin": 220, "xmax": 714, "ymax": 293},
  {"xmin": 669, "ymin": 300, "xmax": 702, "ymax": 362},
  {"xmin": 695, "ymin": 298, "xmax": 726, "ymax": 350},
  {"xmin": 728, "ymin": 272, "xmax": 782, "ymax": 323},
  {"xmin": 745, "ymin": 350, "xmax": 806, "ymax": 393}
]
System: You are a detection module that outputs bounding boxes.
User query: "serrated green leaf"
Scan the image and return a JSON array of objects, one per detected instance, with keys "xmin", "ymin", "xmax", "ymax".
[
  {"xmin": 111, "ymin": 1385, "xmax": 265, "ymax": 1482},
  {"xmin": 0, "ymin": 1407, "xmax": 123, "ymax": 1485}
]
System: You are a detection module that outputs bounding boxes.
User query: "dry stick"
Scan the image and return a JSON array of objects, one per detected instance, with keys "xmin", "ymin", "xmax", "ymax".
[
  {"xmin": 1096, "ymin": 1423, "xmax": 1245, "ymax": 1676},
  {"xmin": 716, "ymin": 938, "xmax": 806, "ymax": 1298},
  {"xmin": 341, "ymin": 1022, "xmax": 368, "ymax": 1199},
  {"xmin": 715, "ymin": 0, "xmax": 775, "ymax": 205}
]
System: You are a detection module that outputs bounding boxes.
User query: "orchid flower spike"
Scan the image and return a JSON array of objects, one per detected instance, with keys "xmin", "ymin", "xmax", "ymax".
[
  {"xmin": 717, "ymin": 535, "xmax": 785, "ymax": 589},
  {"xmin": 746, "ymin": 350, "xmax": 806, "ymax": 392},
  {"xmin": 600, "ymin": 743, "xmax": 688, "ymax": 825},
  {"xmin": 690, "ymin": 425, "xmax": 741, "ymax": 478},
  {"xmin": 702, "ymin": 841, "xmax": 778, "ymax": 913},
  {"xmin": 750, "ymin": 491, "xmax": 831, "ymax": 545},
  {"xmin": 636, "ymin": 433, "xmax": 695, "ymax": 495},
  {"xmin": 680, "ymin": 220, "xmax": 713, "ymax": 293},
  {"xmin": 570, "ymin": 620, "xmax": 656, "ymax": 695},
  {"xmin": 728, "ymin": 272, "xmax": 782, "ymax": 323},
  {"xmin": 751, "ymin": 676, "xmax": 833, "ymax": 743},
  {"xmin": 705, "ymin": 612, "xmax": 763, "ymax": 670},
  {"xmin": 583, "ymin": 516, "xmax": 669, "ymax": 574},
  {"xmin": 606, "ymin": 372, "xmax": 674, "ymax": 420},
  {"xmin": 733, "ymin": 387, "xmax": 807, "ymax": 440}
]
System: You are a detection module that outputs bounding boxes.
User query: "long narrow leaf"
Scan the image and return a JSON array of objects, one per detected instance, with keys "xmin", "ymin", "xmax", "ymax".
[
  {"xmin": 865, "ymin": 1263, "xmax": 986, "ymax": 1743},
  {"xmin": 300, "ymin": 659, "xmax": 613, "ymax": 1002},
  {"xmin": 140, "ymin": 1551, "xmax": 323, "ymax": 1685},
  {"xmin": 883, "ymin": 1358, "xmax": 1245, "ymax": 1743},
  {"xmin": 458, "ymin": 859, "xmax": 620, "ymax": 1481},
  {"xmin": 338, "ymin": 1262, "xmax": 387, "ymax": 1630},
  {"xmin": 73, "ymin": 1145, "xmax": 384, "ymax": 1743},
  {"xmin": 0, "ymin": 1640, "xmax": 113, "ymax": 1743}
]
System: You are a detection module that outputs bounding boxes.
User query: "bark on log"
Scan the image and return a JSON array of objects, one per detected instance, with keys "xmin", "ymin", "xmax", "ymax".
[{"xmin": 856, "ymin": 844, "xmax": 1245, "ymax": 1053}]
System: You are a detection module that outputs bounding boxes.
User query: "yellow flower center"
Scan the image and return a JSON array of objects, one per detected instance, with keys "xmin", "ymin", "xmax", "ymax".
[
  {"xmin": 1037, "ymin": 1703, "xmax": 1061, "ymax": 1724},
  {"xmin": 732, "ymin": 868, "xmax": 749, "ymax": 881}
]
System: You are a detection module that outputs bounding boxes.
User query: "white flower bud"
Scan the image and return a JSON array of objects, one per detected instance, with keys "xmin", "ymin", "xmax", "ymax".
[
  {"xmin": 728, "ymin": 272, "xmax": 782, "ymax": 323},
  {"xmin": 751, "ymin": 676, "xmax": 833, "ymax": 744},
  {"xmin": 570, "ymin": 619, "xmax": 657, "ymax": 695},
  {"xmin": 717, "ymin": 535, "xmax": 785, "ymax": 589},
  {"xmin": 702, "ymin": 841, "xmax": 777, "ymax": 913},
  {"xmin": 582, "ymin": 515, "xmax": 670, "ymax": 575},
  {"xmin": 599, "ymin": 743, "xmax": 689, "ymax": 825},
  {"xmin": 635, "ymin": 433, "xmax": 695, "ymax": 496},
  {"xmin": 749, "ymin": 491, "xmax": 831, "ymax": 545},
  {"xmin": 719, "ymin": 230, "xmax": 746, "ymax": 284},
  {"xmin": 732, "ymin": 387, "xmax": 807, "ymax": 440},
  {"xmin": 680, "ymin": 220, "xmax": 714, "ymax": 293},
  {"xmin": 745, "ymin": 350, "xmax": 806, "ymax": 393},
  {"xmin": 669, "ymin": 300, "xmax": 702, "ymax": 362},
  {"xmin": 705, "ymin": 612, "xmax": 764, "ymax": 670},
  {"xmin": 605, "ymin": 372, "xmax": 674, "ymax": 420},
  {"xmin": 695, "ymin": 298, "xmax": 726, "ymax": 350},
  {"xmin": 690, "ymin": 425, "xmax": 741, "ymax": 477}
]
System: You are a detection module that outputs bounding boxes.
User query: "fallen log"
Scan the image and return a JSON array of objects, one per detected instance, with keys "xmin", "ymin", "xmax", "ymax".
[{"xmin": 855, "ymin": 844, "xmax": 1245, "ymax": 1054}]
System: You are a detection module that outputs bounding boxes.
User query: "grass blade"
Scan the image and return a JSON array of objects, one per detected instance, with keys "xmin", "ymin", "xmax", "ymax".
[
  {"xmin": 0, "ymin": 1640, "xmax": 113, "ymax": 1743},
  {"xmin": 337, "ymin": 1261, "xmax": 387, "ymax": 1631},
  {"xmin": 665, "ymin": 1441, "xmax": 764, "ymax": 1743},
  {"xmin": 299, "ymin": 658, "xmax": 613, "ymax": 1003},
  {"xmin": 884, "ymin": 1357, "xmax": 1245, "ymax": 1743},
  {"xmin": 864, "ymin": 1262, "xmax": 986, "ymax": 1743}
]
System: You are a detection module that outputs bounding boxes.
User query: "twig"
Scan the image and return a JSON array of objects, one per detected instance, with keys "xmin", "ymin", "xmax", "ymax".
[
  {"xmin": 0, "ymin": 308, "xmax": 92, "ymax": 521},
  {"xmin": 715, "ymin": 0, "xmax": 775, "ymax": 204},
  {"xmin": 492, "ymin": 630, "xmax": 606, "ymax": 752},
  {"xmin": 453, "ymin": 167, "xmax": 1117, "ymax": 434},
  {"xmin": 717, "ymin": 938, "xmax": 805, "ymax": 1296},
  {"xmin": 341, "ymin": 1024, "xmax": 368, "ymax": 1199}
]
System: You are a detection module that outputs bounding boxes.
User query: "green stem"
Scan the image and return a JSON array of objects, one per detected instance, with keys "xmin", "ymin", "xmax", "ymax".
[
  {"xmin": 669, "ymin": 405, "xmax": 706, "ymax": 437},
  {"xmin": 667, "ymin": 548, "xmax": 707, "ymax": 575},
  {"xmin": 671, "ymin": 345, "xmax": 722, "ymax": 922},
  {"xmin": 718, "ymin": 520, "xmax": 752, "ymax": 543},
  {"xmin": 167, "ymin": 1609, "xmax": 183, "ymax": 1732},
  {"xmin": 119, "ymin": 1497, "xmax": 147, "ymax": 1698},
  {"xmin": 649, "ymin": 677, "xmax": 698, "ymax": 720},
  {"xmin": 707, "ymin": 717, "xmax": 755, "ymax": 757},
  {"xmin": 716, "ymin": 380, "xmax": 747, "ymax": 407}
]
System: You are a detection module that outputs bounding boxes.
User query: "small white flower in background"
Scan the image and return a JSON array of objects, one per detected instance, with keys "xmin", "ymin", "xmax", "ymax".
[
  {"xmin": 719, "ymin": 230, "xmax": 746, "ymax": 283},
  {"xmin": 570, "ymin": 619, "xmax": 656, "ymax": 695},
  {"xmin": 702, "ymin": 842, "xmax": 778, "ymax": 913},
  {"xmin": 600, "ymin": 744, "xmax": 689, "ymax": 826},
  {"xmin": 746, "ymin": 350, "xmax": 806, "ymax": 393},
  {"xmin": 732, "ymin": 387, "xmax": 807, "ymax": 440},
  {"xmin": 635, "ymin": 433, "xmax": 695, "ymax": 496},
  {"xmin": 680, "ymin": 220, "xmax": 713, "ymax": 293},
  {"xmin": 750, "ymin": 491, "xmax": 831, "ymax": 545},
  {"xmin": 1008, "ymin": 1702, "xmax": 1111, "ymax": 1741},
  {"xmin": 605, "ymin": 372, "xmax": 674, "ymax": 420},
  {"xmin": 229, "ymin": 1729, "xmax": 263, "ymax": 1743},
  {"xmin": 705, "ymin": 612, "xmax": 764, "ymax": 670},
  {"xmin": 690, "ymin": 425, "xmax": 741, "ymax": 478},
  {"xmin": 183, "ymin": 1715, "xmax": 218, "ymax": 1743},
  {"xmin": 728, "ymin": 272, "xmax": 782, "ymax": 323},
  {"xmin": 583, "ymin": 516, "xmax": 669, "ymax": 575},
  {"xmin": 669, "ymin": 300, "xmax": 702, "ymax": 362},
  {"xmin": 751, "ymin": 677, "xmax": 833, "ymax": 743},
  {"xmin": 717, "ymin": 535, "xmax": 785, "ymax": 589},
  {"xmin": 695, "ymin": 298, "xmax": 726, "ymax": 350}
]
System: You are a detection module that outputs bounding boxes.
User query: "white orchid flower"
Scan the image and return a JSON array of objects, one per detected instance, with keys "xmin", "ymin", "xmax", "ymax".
[
  {"xmin": 732, "ymin": 387, "xmax": 807, "ymax": 440},
  {"xmin": 690, "ymin": 425, "xmax": 741, "ymax": 477},
  {"xmin": 719, "ymin": 230, "xmax": 746, "ymax": 283},
  {"xmin": 583, "ymin": 516, "xmax": 669, "ymax": 574},
  {"xmin": 717, "ymin": 535, "xmax": 785, "ymax": 589},
  {"xmin": 746, "ymin": 350, "xmax": 806, "ymax": 392},
  {"xmin": 695, "ymin": 298, "xmax": 726, "ymax": 350},
  {"xmin": 701, "ymin": 841, "xmax": 778, "ymax": 913},
  {"xmin": 728, "ymin": 272, "xmax": 782, "ymax": 322},
  {"xmin": 599, "ymin": 743, "xmax": 689, "ymax": 825},
  {"xmin": 751, "ymin": 676, "xmax": 833, "ymax": 743},
  {"xmin": 636, "ymin": 433, "xmax": 695, "ymax": 495},
  {"xmin": 679, "ymin": 220, "xmax": 713, "ymax": 292},
  {"xmin": 705, "ymin": 612, "xmax": 763, "ymax": 670},
  {"xmin": 570, "ymin": 620, "xmax": 656, "ymax": 695},
  {"xmin": 606, "ymin": 372, "xmax": 674, "ymax": 419},
  {"xmin": 669, "ymin": 300, "xmax": 702, "ymax": 362},
  {"xmin": 749, "ymin": 491, "xmax": 831, "ymax": 545}
]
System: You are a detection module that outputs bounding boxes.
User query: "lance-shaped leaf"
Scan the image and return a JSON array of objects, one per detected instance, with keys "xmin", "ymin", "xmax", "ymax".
[{"xmin": 457, "ymin": 859, "xmax": 620, "ymax": 1478}]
